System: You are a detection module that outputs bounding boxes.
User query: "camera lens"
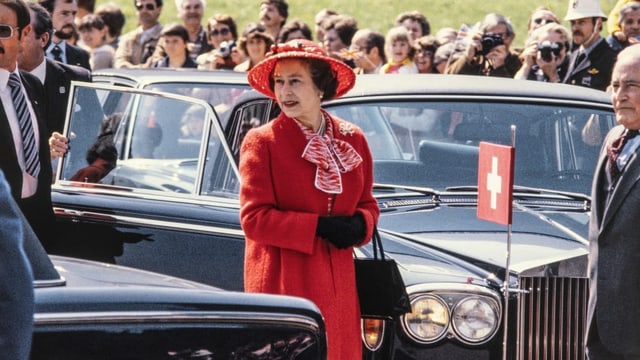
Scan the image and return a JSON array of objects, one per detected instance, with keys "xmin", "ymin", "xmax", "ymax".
[{"xmin": 480, "ymin": 34, "xmax": 503, "ymax": 55}]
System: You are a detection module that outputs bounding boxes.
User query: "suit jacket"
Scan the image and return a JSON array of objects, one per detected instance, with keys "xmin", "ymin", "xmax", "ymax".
[
  {"xmin": 114, "ymin": 24, "xmax": 163, "ymax": 68},
  {"xmin": 587, "ymin": 124, "xmax": 640, "ymax": 355},
  {"xmin": 0, "ymin": 70, "xmax": 55, "ymax": 250},
  {"xmin": 64, "ymin": 43, "xmax": 91, "ymax": 71},
  {"xmin": 563, "ymin": 38, "xmax": 617, "ymax": 91},
  {"xmin": 44, "ymin": 58, "xmax": 91, "ymax": 134},
  {"xmin": 0, "ymin": 169, "xmax": 34, "ymax": 360}
]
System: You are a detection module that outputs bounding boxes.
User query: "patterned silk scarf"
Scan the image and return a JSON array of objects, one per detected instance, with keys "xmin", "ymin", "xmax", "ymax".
[{"xmin": 297, "ymin": 111, "xmax": 363, "ymax": 194}]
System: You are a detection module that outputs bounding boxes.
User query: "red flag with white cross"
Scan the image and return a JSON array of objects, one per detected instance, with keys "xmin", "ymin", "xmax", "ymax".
[{"xmin": 477, "ymin": 142, "xmax": 514, "ymax": 225}]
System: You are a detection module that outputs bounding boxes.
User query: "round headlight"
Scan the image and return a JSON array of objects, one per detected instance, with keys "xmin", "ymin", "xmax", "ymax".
[
  {"xmin": 451, "ymin": 296, "xmax": 500, "ymax": 344},
  {"xmin": 402, "ymin": 295, "xmax": 449, "ymax": 344}
]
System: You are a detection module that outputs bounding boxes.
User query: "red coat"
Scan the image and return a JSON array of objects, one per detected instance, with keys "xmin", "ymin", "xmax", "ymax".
[{"xmin": 239, "ymin": 112, "xmax": 379, "ymax": 360}]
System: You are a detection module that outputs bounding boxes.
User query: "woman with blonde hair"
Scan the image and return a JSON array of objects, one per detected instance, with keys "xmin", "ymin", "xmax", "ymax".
[
  {"xmin": 380, "ymin": 26, "xmax": 417, "ymax": 74},
  {"xmin": 514, "ymin": 22, "xmax": 570, "ymax": 82}
]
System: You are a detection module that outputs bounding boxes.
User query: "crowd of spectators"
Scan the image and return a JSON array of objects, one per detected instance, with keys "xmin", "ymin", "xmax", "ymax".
[{"xmin": 60, "ymin": 0, "xmax": 639, "ymax": 91}]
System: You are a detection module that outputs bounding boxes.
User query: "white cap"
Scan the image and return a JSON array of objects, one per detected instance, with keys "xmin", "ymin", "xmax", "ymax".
[{"xmin": 564, "ymin": 0, "xmax": 607, "ymax": 21}]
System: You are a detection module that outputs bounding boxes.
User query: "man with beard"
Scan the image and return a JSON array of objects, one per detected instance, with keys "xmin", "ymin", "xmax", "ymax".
[
  {"xmin": 38, "ymin": 0, "xmax": 90, "ymax": 70},
  {"xmin": 114, "ymin": 0, "xmax": 163, "ymax": 68},
  {"xmin": 562, "ymin": 0, "xmax": 616, "ymax": 91},
  {"xmin": 19, "ymin": 2, "xmax": 91, "ymax": 135},
  {"xmin": 258, "ymin": 0, "xmax": 287, "ymax": 42},
  {"xmin": 175, "ymin": 0, "xmax": 210, "ymax": 60}
]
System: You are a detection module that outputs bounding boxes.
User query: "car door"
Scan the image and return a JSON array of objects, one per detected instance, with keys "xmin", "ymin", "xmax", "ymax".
[{"xmin": 52, "ymin": 84, "xmax": 246, "ymax": 290}]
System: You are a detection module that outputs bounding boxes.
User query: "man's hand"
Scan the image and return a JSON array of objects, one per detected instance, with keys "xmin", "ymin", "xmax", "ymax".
[
  {"xmin": 486, "ymin": 44, "xmax": 508, "ymax": 69},
  {"xmin": 49, "ymin": 132, "xmax": 69, "ymax": 159}
]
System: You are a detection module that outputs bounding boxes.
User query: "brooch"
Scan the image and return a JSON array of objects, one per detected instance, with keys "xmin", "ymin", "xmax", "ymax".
[
  {"xmin": 587, "ymin": 68, "xmax": 600, "ymax": 75},
  {"xmin": 338, "ymin": 121, "xmax": 355, "ymax": 136}
]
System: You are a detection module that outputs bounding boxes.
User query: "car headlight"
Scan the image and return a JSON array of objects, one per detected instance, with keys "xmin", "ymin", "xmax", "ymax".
[
  {"xmin": 402, "ymin": 294, "xmax": 449, "ymax": 344},
  {"xmin": 451, "ymin": 296, "xmax": 500, "ymax": 345}
]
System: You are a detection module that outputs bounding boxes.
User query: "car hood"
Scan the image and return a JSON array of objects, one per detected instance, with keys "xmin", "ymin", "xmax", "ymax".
[
  {"xmin": 39, "ymin": 256, "xmax": 322, "ymax": 316},
  {"xmin": 378, "ymin": 205, "xmax": 589, "ymax": 276}
]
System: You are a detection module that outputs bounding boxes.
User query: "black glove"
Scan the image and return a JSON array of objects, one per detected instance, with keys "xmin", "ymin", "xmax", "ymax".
[{"xmin": 316, "ymin": 213, "xmax": 366, "ymax": 249}]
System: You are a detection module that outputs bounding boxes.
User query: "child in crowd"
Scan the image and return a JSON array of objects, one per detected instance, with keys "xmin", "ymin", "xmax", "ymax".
[
  {"xmin": 78, "ymin": 14, "xmax": 114, "ymax": 70},
  {"xmin": 380, "ymin": 26, "xmax": 417, "ymax": 74}
]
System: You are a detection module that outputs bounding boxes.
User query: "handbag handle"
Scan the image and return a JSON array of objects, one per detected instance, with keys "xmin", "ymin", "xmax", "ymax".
[{"xmin": 372, "ymin": 226, "xmax": 385, "ymax": 260}]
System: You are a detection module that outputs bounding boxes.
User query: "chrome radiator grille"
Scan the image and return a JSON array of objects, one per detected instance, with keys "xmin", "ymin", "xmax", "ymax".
[{"xmin": 516, "ymin": 277, "xmax": 589, "ymax": 360}]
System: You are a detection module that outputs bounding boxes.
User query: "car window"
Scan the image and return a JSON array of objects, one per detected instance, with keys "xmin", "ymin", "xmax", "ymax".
[
  {"xmin": 58, "ymin": 84, "xmax": 240, "ymax": 197},
  {"xmin": 225, "ymin": 100, "xmax": 274, "ymax": 162},
  {"xmin": 145, "ymin": 83, "xmax": 250, "ymax": 128},
  {"xmin": 325, "ymin": 100, "xmax": 615, "ymax": 195}
]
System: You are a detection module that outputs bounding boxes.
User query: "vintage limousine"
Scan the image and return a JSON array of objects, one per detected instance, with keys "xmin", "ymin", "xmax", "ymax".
[{"xmin": 51, "ymin": 72, "xmax": 615, "ymax": 359}]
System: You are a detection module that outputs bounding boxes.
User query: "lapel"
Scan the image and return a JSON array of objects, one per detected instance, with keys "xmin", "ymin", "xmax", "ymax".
[
  {"xmin": 65, "ymin": 45, "xmax": 78, "ymax": 65},
  {"xmin": 564, "ymin": 51, "xmax": 579, "ymax": 81},
  {"xmin": 600, "ymin": 128, "xmax": 640, "ymax": 231},
  {"xmin": 573, "ymin": 55, "xmax": 591, "ymax": 75},
  {"xmin": 20, "ymin": 71, "xmax": 46, "ymax": 131},
  {"xmin": 0, "ymin": 100, "xmax": 20, "ymax": 162}
]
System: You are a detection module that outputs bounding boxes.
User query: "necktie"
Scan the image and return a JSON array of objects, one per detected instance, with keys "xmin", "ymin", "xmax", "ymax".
[
  {"xmin": 606, "ymin": 129, "xmax": 638, "ymax": 180},
  {"xmin": 567, "ymin": 51, "xmax": 586, "ymax": 79},
  {"xmin": 50, "ymin": 45, "xmax": 63, "ymax": 62},
  {"xmin": 574, "ymin": 51, "xmax": 586, "ymax": 68},
  {"xmin": 8, "ymin": 73, "xmax": 40, "ymax": 178}
]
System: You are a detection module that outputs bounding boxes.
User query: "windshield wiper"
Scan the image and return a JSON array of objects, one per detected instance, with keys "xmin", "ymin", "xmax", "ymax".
[
  {"xmin": 445, "ymin": 185, "xmax": 590, "ymax": 203},
  {"xmin": 373, "ymin": 183, "xmax": 440, "ymax": 210},
  {"xmin": 374, "ymin": 183, "xmax": 438, "ymax": 196}
]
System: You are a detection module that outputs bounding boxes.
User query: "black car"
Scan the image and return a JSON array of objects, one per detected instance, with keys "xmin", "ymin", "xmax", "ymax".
[
  {"xmin": 17, "ymin": 200, "xmax": 327, "ymax": 359},
  {"xmin": 52, "ymin": 73, "xmax": 616, "ymax": 359},
  {"xmin": 91, "ymin": 68, "xmax": 251, "ymax": 128}
]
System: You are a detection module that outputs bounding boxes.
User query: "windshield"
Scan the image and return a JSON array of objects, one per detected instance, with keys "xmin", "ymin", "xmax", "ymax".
[{"xmin": 326, "ymin": 100, "xmax": 615, "ymax": 195}]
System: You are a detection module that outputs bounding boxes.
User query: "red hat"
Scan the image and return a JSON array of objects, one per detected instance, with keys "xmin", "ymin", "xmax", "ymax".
[{"xmin": 247, "ymin": 39, "xmax": 356, "ymax": 100}]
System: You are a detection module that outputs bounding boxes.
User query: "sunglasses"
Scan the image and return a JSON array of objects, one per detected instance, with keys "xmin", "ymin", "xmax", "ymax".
[
  {"xmin": 210, "ymin": 28, "xmax": 230, "ymax": 37},
  {"xmin": 415, "ymin": 48, "xmax": 434, "ymax": 57},
  {"xmin": 533, "ymin": 18, "xmax": 556, "ymax": 25},
  {"xmin": 0, "ymin": 24, "xmax": 18, "ymax": 39},
  {"xmin": 135, "ymin": 3, "xmax": 156, "ymax": 11}
]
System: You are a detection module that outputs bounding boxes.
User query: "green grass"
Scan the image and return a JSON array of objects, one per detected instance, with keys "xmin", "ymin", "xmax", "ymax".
[{"xmin": 113, "ymin": 0, "xmax": 619, "ymax": 48}]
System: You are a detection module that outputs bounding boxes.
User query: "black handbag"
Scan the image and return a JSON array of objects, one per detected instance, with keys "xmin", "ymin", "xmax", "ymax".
[{"xmin": 355, "ymin": 227, "xmax": 411, "ymax": 317}]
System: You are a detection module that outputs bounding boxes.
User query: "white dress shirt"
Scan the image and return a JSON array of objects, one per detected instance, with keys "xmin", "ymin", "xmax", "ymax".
[{"xmin": 0, "ymin": 67, "xmax": 40, "ymax": 197}]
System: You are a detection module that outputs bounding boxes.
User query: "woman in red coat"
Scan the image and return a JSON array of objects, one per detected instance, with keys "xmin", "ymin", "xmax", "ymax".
[{"xmin": 240, "ymin": 39, "xmax": 380, "ymax": 360}]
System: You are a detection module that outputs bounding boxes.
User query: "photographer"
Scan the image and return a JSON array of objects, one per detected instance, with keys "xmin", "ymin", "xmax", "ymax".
[
  {"xmin": 514, "ymin": 22, "xmax": 570, "ymax": 82},
  {"xmin": 196, "ymin": 13, "xmax": 241, "ymax": 70},
  {"xmin": 446, "ymin": 13, "xmax": 521, "ymax": 77}
]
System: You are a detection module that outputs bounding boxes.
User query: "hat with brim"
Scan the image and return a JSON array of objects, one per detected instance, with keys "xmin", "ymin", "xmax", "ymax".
[
  {"xmin": 247, "ymin": 39, "xmax": 356, "ymax": 100},
  {"xmin": 564, "ymin": 0, "xmax": 607, "ymax": 21}
]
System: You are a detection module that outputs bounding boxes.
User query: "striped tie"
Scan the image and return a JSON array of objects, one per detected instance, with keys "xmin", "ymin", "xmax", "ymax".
[{"xmin": 8, "ymin": 73, "xmax": 40, "ymax": 178}]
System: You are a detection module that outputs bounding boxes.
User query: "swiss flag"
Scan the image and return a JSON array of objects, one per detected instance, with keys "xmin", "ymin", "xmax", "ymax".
[{"xmin": 477, "ymin": 142, "xmax": 514, "ymax": 225}]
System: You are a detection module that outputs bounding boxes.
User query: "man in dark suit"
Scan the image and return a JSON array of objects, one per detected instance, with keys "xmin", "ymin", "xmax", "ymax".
[
  {"xmin": 562, "ymin": 0, "xmax": 616, "ymax": 91},
  {"xmin": 19, "ymin": 1, "xmax": 91, "ymax": 134},
  {"xmin": 0, "ymin": 0, "xmax": 56, "ymax": 251},
  {"xmin": 0, "ymin": 168, "xmax": 34, "ymax": 360},
  {"xmin": 39, "ymin": 0, "xmax": 90, "ymax": 70},
  {"xmin": 587, "ymin": 44, "xmax": 640, "ymax": 359}
]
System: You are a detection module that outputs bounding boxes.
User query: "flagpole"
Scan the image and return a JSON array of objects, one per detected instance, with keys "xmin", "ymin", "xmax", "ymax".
[{"xmin": 502, "ymin": 125, "xmax": 516, "ymax": 360}]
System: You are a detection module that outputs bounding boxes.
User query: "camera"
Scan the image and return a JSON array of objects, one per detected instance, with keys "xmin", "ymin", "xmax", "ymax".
[
  {"xmin": 479, "ymin": 34, "xmax": 504, "ymax": 55},
  {"xmin": 537, "ymin": 41, "xmax": 562, "ymax": 62},
  {"xmin": 216, "ymin": 40, "xmax": 236, "ymax": 59}
]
